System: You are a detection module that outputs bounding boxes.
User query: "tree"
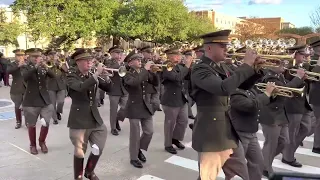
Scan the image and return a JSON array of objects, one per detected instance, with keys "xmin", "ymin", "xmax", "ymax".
[
  {"xmin": 0, "ymin": 8, "xmax": 22, "ymax": 46},
  {"xmin": 11, "ymin": 0, "xmax": 119, "ymax": 48},
  {"xmin": 234, "ymin": 20, "xmax": 266, "ymax": 41},
  {"xmin": 310, "ymin": 6, "xmax": 320, "ymax": 28},
  {"xmin": 277, "ymin": 27, "xmax": 320, "ymax": 44},
  {"xmin": 106, "ymin": 0, "xmax": 216, "ymax": 44}
]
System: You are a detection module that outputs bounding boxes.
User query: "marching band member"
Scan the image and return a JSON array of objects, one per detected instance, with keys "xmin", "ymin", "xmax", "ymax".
[
  {"xmin": 190, "ymin": 30, "xmax": 263, "ymax": 180},
  {"xmin": 123, "ymin": 50, "xmax": 159, "ymax": 168},
  {"xmin": 105, "ymin": 46, "xmax": 128, "ymax": 135},
  {"xmin": 182, "ymin": 50, "xmax": 196, "ymax": 119},
  {"xmin": 7, "ymin": 49, "xmax": 27, "ymax": 129},
  {"xmin": 140, "ymin": 46, "xmax": 162, "ymax": 112},
  {"xmin": 161, "ymin": 47, "xmax": 192, "ymax": 154},
  {"xmin": 308, "ymin": 40, "xmax": 320, "ymax": 154},
  {"xmin": 21, "ymin": 48, "xmax": 55, "ymax": 155},
  {"xmin": 66, "ymin": 48, "xmax": 112, "ymax": 180},
  {"xmin": 46, "ymin": 49, "xmax": 68, "ymax": 124},
  {"xmin": 259, "ymin": 60, "xmax": 305, "ymax": 177},
  {"xmin": 282, "ymin": 45, "xmax": 313, "ymax": 167},
  {"xmin": 229, "ymin": 77, "xmax": 275, "ymax": 180}
]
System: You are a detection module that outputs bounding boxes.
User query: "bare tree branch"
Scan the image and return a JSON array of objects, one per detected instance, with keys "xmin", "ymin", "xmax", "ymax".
[{"xmin": 310, "ymin": 6, "xmax": 320, "ymax": 28}]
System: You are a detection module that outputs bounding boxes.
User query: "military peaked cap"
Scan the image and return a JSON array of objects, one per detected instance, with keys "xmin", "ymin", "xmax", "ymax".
[
  {"xmin": 25, "ymin": 48, "xmax": 43, "ymax": 56},
  {"xmin": 183, "ymin": 49, "xmax": 193, "ymax": 56},
  {"xmin": 124, "ymin": 49, "xmax": 143, "ymax": 63},
  {"xmin": 71, "ymin": 48, "xmax": 93, "ymax": 61},
  {"xmin": 44, "ymin": 49, "xmax": 57, "ymax": 55},
  {"xmin": 286, "ymin": 44, "xmax": 307, "ymax": 54},
  {"xmin": 164, "ymin": 48, "xmax": 181, "ymax": 55},
  {"xmin": 140, "ymin": 46, "xmax": 153, "ymax": 53},
  {"xmin": 199, "ymin": 29, "xmax": 231, "ymax": 44},
  {"xmin": 108, "ymin": 46, "xmax": 124, "ymax": 53},
  {"xmin": 13, "ymin": 49, "xmax": 25, "ymax": 55}
]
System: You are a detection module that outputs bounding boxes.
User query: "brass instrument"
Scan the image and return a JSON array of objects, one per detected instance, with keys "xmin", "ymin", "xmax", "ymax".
[
  {"xmin": 308, "ymin": 60, "xmax": 318, "ymax": 66},
  {"xmin": 103, "ymin": 66, "xmax": 127, "ymax": 77},
  {"xmin": 59, "ymin": 58, "xmax": 66, "ymax": 64},
  {"xmin": 255, "ymin": 83, "xmax": 304, "ymax": 98},
  {"xmin": 43, "ymin": 61, "xmax": 54, "ymax": 68},
  {"xmin": 287, "ymin": 69, "xmax": 320, "ymax": 81},
  {"xmin": 150, "ymin": 62, "xmax": 174, "ymax": 72},
  {"xmin": 228, "ymin": 53, "xmax": 294, "ymax": 61}
]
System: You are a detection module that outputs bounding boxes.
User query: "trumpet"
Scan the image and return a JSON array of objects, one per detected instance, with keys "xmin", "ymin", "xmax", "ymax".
[
  {"xmin": 287, "ymin": 69, "xmax": 320, "ymax": 81},
  {"xmin": 59, "ymin": 58, "xmax": 66, "ymax": 64},
  {"xmin": 255, "ymin": 83, "xmax": 305, "ymax": 98},
  {"xmin": 43, "ymin": 61, "xmax": 54, "ymax": 68},
  {"xmin": 103, "ymin": 66, "xmax": 127, "ymax": 77},
  {"xmin": 150, "ymin": 62, "xmax": 174, "ymax": 72}
]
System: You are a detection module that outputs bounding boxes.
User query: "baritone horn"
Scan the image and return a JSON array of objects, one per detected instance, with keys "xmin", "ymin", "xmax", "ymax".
[
  {"xmin": 255, "ymin": 83, "xmax": 304, "ymax": 97},
  {"xmin": 150, "ymin": 61, "xmax": 174, "ymax": 72},
  {"xmin": 287, "ymin": 69, "xmax": 320, "ymax": 81}
]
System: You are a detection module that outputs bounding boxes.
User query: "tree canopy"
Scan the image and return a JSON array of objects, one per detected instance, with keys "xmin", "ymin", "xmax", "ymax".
[
  {"xmin": 0, "ymin": 8, "xmax": 22, "ymax": 46},
  {"xmin": 11, "ymin": 0, "xmax": 119, "ymax": 48},
  {"xmin": 10, "ymin": 0, "xmax": 216, "ymax": 48}
]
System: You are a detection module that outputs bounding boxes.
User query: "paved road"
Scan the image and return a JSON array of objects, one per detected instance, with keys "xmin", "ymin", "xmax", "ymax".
[{"xmin": 0, "ymin": 85, "xmax": 319, "ymax": 180}]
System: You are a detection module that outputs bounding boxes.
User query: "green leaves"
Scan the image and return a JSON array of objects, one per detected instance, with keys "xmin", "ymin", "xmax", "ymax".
[
  {"xmin": 11, "ymin": 0, "xmax": 216, "ymax": 47},
  {"xmin": 0, "ymin": 9, "xmax": 23, "ymax": 46}
]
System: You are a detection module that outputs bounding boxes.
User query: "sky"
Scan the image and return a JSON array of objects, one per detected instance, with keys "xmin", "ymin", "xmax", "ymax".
[
  {"xmin": 185, "ymin": 0, "xmax": 319, "ymax": 27},
  {"xmin": 0, "ymin": 0, "xmax": 318, "ymax": 27}
]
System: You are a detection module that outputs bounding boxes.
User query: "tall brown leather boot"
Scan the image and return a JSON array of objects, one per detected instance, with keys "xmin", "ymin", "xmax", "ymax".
[
  {"xmin": 28, "ymin": 126, "xmax": 38, "ymax": 155},
  {"xmin": 39, "ymin": 126, "xmax": 49, "ymax": 153},
  {"xmin": 15, "ymin": 108, "xmax": 22, "ymax": 129},
  {"xmin": 84, "ymin": 153, "xmax": 100, "ymax": 180},
  {"xmin": 74, "ymin": 156, "xmax": 84, "ymax": 180}
]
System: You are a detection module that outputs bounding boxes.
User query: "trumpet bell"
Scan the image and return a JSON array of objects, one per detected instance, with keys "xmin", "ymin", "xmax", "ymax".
[
  {"xmin": 45, "ymin": 61, "xmax": 53, "ymax": 68},
  {"xmin": 118, "ymin": 66, "xmax": 127, "ymax": 77}
]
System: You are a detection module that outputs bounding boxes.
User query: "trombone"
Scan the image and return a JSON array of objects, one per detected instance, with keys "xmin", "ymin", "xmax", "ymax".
[
  {"xmin": 228, "ymin": 53, "xmax": 294, "ymax": 61},
  {"xmin": 150, "ymin": 61, "xmax": 174, "ymax": 73},
  {"xmin": 255, "ymin": 83, "xmax": 304, "ymax": 98},
  {"xmin": 286, "ymin": 69, "xmax": 320, "ymax": 81}
]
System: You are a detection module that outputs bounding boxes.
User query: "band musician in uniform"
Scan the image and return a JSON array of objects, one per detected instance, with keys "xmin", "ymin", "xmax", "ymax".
[
  {"xmin": 105, "ymin": 46, "xmax": 128, "ymax": 136},
  {"xmin": 229, "ymin": 77, "xmax": 275, "ymax": 180},
  {"xmin": 46, "ymin": 49, "xmax": 68, "ymax": 124},
  {"xmin": 259, "ymin": 60, "xmax": 305, "ymax": 177},
  {"xmin": 161, "ymin": 47, "xmax": 192, "ymax": 154},
  {"xmin": 190, "ymin": 29, "xmax": 263, "ymax": 180},
  {"xmin": 140, "ymin": 46, "xmax": 162, "ymax": 112},
  {"xmin": 282, "ymin": 45, "xmax": 313, "ymax": 168},
  {"xmin": 21, "ymin": 48, "xmax": 55, "ymax": 155},
  {"xmin": 123, "ymin": 50, "xmax": 159, "ymax": 168},
  {"xmin": 66, "ymin": 48, "xmax": 112, "ymax": 180},
  {"xmin": 308, "ymin": 40, "xmax": 320, "ymax": 154},
  {"xmin": 7, "ymin": 49, "xmax": 27, "ymax": 129}
]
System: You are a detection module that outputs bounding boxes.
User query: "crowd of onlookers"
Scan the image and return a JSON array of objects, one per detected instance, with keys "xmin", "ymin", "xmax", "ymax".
[{"xmin": 0, "ymin": 52, "xmax": 10, "ymax": 87}]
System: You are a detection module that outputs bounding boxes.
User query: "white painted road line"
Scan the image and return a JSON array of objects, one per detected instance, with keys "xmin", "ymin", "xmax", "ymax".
[
  {"xmin": 165, "ymin": 155, "xmax": 267, "ymax": 180},
  {"xmin": 257, "ymin": 130, "xmax": 314, "ymax": 142},
  {"xmin": 258, "ymin": 141, "xmax": 320, "ymax": 158},
  {"xmin": 185, "ymin": 140, "xmax": 320, "ymax": 158},
  {"xmin": 137, "ymin": 175, "xmax": 165, "ymax": 180}
]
